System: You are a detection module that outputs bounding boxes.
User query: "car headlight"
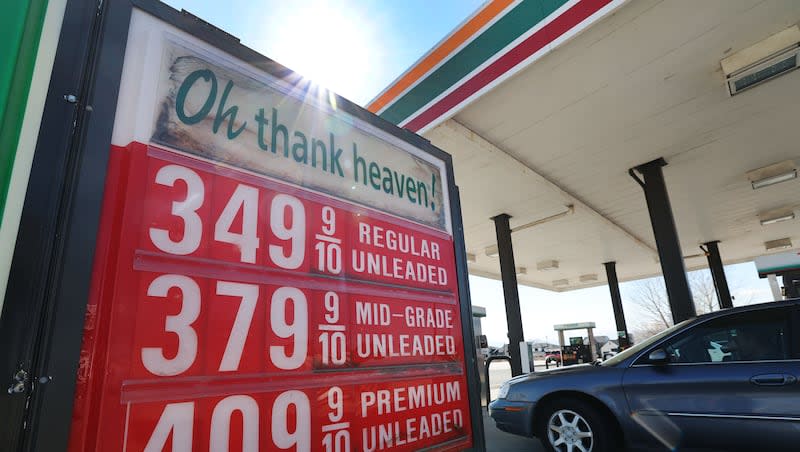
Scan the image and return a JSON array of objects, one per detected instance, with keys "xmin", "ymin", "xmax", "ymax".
[{"xmin": 497, "ymin": 381, "xmax": 512, "ymax": 399}]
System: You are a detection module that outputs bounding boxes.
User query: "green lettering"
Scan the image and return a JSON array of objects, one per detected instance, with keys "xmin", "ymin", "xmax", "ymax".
[
  {"xmin": 368, "ymin": 163, "xmax": 381, "ymax": 190},
  {"xmin": 353, "ymin": 144, "xmax": 367, "ymax": 185},
  {"xmin": 311, "ymin": 138, "xmax": 327, "ymax": 169},
  {"xmin": 212, "ymin": 80, "xmax": 246, "ymax": 139},
  {"xmin": 406, "ymin": 177, "xmax": 417, "ymax": 203},
  {"xmin": 254, "ymin": 108, "xmax": 269, "ymax": 151},
  {"xmin": 417, "ymin": 180, "xmax": 428, "ymax": 206},
  {"xmin": 271, "ymin": 108, "xmax": 287, "ymax": 155},
  {"xmin": 292, "ymin": 131, "xmax": 308, "ymax": 163},
  {"xmin": 393, "ymin": 171, "xmax": 406, "ymax": 198},
  {"xmin": 381, "ymin": 168, "xmax": 394, "ymax": 194},
  {"xmin": 430, "ymin": 174, "xmax": 437, "ymax": 211},
  {"xmin": 330, "ymin": 133, "xmax": 344, "ymax": 177},
  {"xmin": 175, "ymin": 69, "xmax": 216, "ymax": 125}
]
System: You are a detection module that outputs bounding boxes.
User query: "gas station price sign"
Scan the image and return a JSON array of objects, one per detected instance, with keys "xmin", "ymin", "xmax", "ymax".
[{"xmin": 67, "ymin": 5, "xmax": 479, "ymax": 452}]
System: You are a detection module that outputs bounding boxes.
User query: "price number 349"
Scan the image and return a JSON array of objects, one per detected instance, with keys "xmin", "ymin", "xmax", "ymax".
[{"xmin": 149, "ymin": 164, "xmax": 341, "ymax": 273}]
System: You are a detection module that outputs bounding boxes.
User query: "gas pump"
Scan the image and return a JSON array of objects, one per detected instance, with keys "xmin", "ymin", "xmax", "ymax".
[
  {"xmin": 553, "ymin": 322, "xmax": 599, "ymax": 366},
  {"xmin": 755, "ymin": 251, "xmax": 800, "ymax": 300},
  {"xmin": 562, "ymin": 337, "xmax": 593, "ymax": 365},
  {"xmin": 782, "ymin": 271, "xmax": 800, "ymax": 298}
]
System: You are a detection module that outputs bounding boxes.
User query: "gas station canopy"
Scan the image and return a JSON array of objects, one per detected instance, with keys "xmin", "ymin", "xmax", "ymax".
[{"xmin": 370, "ymin": 0, "xmax": 800, "ymax": 292}]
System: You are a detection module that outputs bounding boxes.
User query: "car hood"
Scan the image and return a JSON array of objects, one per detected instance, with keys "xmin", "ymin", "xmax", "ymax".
[
  {"xmin": 503, "ymin": 363, "xmax": 624, "ymax": 403},
  {"xmin": 508, "ymin": 363, "xmax": 608, "ymax": 384}
]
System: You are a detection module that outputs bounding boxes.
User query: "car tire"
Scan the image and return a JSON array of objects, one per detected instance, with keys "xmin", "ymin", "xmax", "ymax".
[{"xmin": 536, "ymin": 397, "xmax": 620, "ymax": 452}]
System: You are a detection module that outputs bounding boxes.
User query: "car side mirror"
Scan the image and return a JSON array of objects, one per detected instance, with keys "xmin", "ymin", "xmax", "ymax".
[{"xmin": 648, "ymin": 348, "xmax": 669, "ymax": 364}]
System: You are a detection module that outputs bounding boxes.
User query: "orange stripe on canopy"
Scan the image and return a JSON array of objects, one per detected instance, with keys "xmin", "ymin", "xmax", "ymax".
[{"xmin": 367, "ymin": 0, "xmax": 514, "ymax": 113}]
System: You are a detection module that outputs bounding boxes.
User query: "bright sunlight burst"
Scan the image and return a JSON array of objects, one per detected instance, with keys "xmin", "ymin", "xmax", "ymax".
[{"xmin": 267, "ymin": 1, "xmax": 377, "ymax": 103}]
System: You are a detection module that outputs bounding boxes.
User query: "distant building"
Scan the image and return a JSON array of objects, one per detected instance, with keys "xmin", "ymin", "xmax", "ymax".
[
  {"xmin": 601, "ymin": 340, "xmax": 619, "ymax": 356},
  {"xmin": 528, "ymin": 341, "xmax": 559, "ymax": 352}
]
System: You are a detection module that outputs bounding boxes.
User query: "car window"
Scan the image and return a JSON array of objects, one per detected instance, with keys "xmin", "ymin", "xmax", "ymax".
[
  {"xmin": 661, "ymin": 308, "xmax": 791, "ymax": 364},
  {"xmin": 603, "ymin": 319, "xmax": 695, "ymax": 367}
]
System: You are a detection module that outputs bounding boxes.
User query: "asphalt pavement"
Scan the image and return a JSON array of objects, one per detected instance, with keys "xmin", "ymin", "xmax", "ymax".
[
  {"xmin": 483, "ymin": 408, "xmax": 544, "ymax": 452},
  {"xmin": 483, "ymin": 360, "xmax": 546, "ymax": 451}
]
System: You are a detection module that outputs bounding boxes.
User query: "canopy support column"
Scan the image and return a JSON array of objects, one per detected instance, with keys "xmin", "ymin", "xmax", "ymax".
[
  {"xmin": 492, "ymin": 213, "xmax": 525, "ymax": 376},
  {"xmin": 702, "ymin": 241, "xmax": 733, "ymax": 309},
  {"xmin": 604, "ymin": 261, "xmax": 630, "ymax": 348},
  {"xmin": 630, "ymin": 158, "xmax": 696, "ymax": 323}
]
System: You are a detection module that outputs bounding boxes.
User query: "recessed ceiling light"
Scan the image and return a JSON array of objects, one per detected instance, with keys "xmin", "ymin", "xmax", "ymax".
[
  {"xmin": 722, "ymin": 26, "xmax": 800, "ymax": 95},
  {"xmin": 765, "ymin": 237, "xmax": 793, "ymax": 251},
  {"xmin": 552, "ymin": 279, "xmax": 569, "ymax": 287},
  {"xmin": 466, "ymin": 253, "xmax": 476, "ymax": 263},
  {"xmin": 751, "ymin": 171, "xmax": 797, "ymax": 189},
  {"xmin": 516, "ymin": 267, "xmax": 527, "ymax": 275},
  {"xmin": 579, "ymin": 274, "xmax": 598, "ymax": 283},
  {"xmin": 537, "ymin": 260, "xmax": 559, "ymax": 271},
  {"xmin": 484, "ymin": 245, "xmax": 499, "ymax": 258},
  {"xmin": 746, "ymin": 160, "xmax": 797, "ymax": 189},
  {"xmin": 759, "ymin": 208, "xmax": 796, "ymax": 226}
]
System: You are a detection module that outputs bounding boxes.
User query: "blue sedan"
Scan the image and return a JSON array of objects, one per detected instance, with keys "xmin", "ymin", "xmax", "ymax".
[{"xmin": 490, "ymin": 300, "xmax": 800, "ymax": 451}]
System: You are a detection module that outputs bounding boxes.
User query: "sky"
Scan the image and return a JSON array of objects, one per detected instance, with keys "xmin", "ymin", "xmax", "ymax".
[
  {"xmin": 157, "ymin": 0, "xmax": 778, "ymax": 347},
  {"xmin": 161, "ymin": 0, "xmax": 485, "ymax": 106},
  {"xmin": 471, "ymin": 262, "xmax": 774, "ymax": 347}
]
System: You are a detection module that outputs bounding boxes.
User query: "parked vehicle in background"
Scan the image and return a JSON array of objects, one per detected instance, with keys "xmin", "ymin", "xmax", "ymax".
[
  {"xmin": 544, "ymin": 350, "xmax": 562, "ymax": 365},
  {"xmin": 490, "ymin": 300, "xmax": 800, "ymax": 451},
  {"xmin": 601, "ymin": 350, "xmax": 617, "ymax": 360}
]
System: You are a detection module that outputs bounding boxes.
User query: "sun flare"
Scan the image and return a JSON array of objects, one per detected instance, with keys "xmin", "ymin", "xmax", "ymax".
[{"xmin": 272, "ymin": 1, "xmax": 376, "ymax": 103}]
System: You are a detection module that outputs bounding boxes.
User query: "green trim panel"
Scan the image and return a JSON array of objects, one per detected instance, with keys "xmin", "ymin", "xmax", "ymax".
[
  {"xmin": 0, "ymin": 0, "xmax": 50, "ymax": 224},
  {"xmin": 379, "ymin": 0, "xmax": 568, "ymax": 125}
]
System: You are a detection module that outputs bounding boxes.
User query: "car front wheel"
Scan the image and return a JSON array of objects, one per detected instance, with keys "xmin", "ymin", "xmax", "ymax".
[{"xmin": 536, "ymin": 398, "xmax": 619, "ymax": 452}]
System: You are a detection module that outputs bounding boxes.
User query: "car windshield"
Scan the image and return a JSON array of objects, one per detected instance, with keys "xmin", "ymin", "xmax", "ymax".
[{"xmin": 601, "ymin": 318, "xmax": 695, "ymax": 366}]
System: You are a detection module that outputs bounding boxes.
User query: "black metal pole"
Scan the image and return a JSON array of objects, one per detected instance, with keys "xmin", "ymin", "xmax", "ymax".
[
  {"xmin": 492, "ymin": 214, "xmax": 525, "ymax": 376},
  {"xmin": 782, "ymin": 271, "xmax": 800, "ymax": 299},
  {"xmin": 630, "ymin": 158, "xmax": 696, "ymax": 323},
  {"xmin": 603, "ymin": 262, "xmax": 630, "ymax": 348},
  {"xmin": 703, "ymin": 241, "xmax": 733, "ymax": 309}
]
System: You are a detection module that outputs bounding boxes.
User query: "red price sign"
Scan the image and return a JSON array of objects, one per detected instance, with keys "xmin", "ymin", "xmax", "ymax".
[
  {"xmin": 121, "ymin": 375, "xmax": 470, "ymax": 452},
  {"xmin": 68, "ymin": 143, "xmax": 473, "ymax": 451},
  {"xmin": 135, "ymin": 146, "xmax": 457, "ymax": 293}
]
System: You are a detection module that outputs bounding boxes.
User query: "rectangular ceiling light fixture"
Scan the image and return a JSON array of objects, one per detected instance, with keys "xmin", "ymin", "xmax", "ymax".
[
  {"xmin": 759, "ymin": 208, "xmax": 796, "ymax": 226},
  {"xmin": 552, "ymin": 279, "xmax": 569, "ymax": 287},
  {"xmin": 516, "ymin": 267, "xmax": 527, "ymax": 275},
  {"xmin": 484, "ymin": 245, "xmax": 499, "ymax": 258},
  {"xmin": 536, "ymin": 260, "xmax": 559, "ymax": 271},
  {"xmin": 746, "ymin": 160, "xmax": 797, "ymax": 189},
  {"xmin": 765, "ymin": 237, "xmax": 793, "ymax": 251},
  {"xmin": 466, "ymin": 253, "xmax": 477, "ymax": 263},
  {"xmin": 722, "ymin": 26, "xmax": 800, "ymax": 96},
  {"xmin": 579, "ymin": 274, "xmax": 598, "ymax": 283}
]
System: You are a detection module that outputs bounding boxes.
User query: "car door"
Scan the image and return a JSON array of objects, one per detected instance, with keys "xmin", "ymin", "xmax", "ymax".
[{"xmin": 621, "ymin": 305, "xmax": 800, "ymax": 450}]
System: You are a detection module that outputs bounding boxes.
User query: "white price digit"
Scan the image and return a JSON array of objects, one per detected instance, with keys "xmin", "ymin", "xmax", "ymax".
[
  {"xmin": 324, "ymin": 292, "xmax": 339, "ymax": 323},
  {"xmin": 322, "ymin": 431, "xmax": 350, "ymax": 452},
  {"xmin": 144, "ymin": 402, "xmax": 194, "ymax": 452},
  {"xmin": 217, "ymin": 281, "xmax": 259, "ymax": 372},
  {"xmin": 141, "ymin": 275, "xmax": 199, "ymax": 376},
  {"xmin": 319, "ymin": 331, "xmax": 346, "ymax": 366},
  {"xmin": 269, "ymin": 287, "xmax": 308, "ymax": 370},
  {"xmin": 314, "ymin": 240, "xmax": 342, "ymax": 274},
  {"xmin": 210, "ymin": 395, "xmax": 259, "ymax": 452},
  {"xmin": 214, "ymin": 184, "xmax": 260, "ymax": 263},
  {"xmin": 323, "ymin": 389, "xmax": 351, "ymax": 452},
  {"xmin": 272, "ymin": 391, "xmax": 311, "ymax": 452},
  {"xmin": 327, "ymin": 387, "xmax": 343, "ymax": 422},
  {"xmin": 269, "ymin": 194, "xmax": 305, "ymax": 269},
  {"xmin": 321, "ymin": 206, "xmax": 336, "ymax": 235},
  {"xmin": 149, "ymin": 165, "xmax": 204, "ymax": 255}
]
